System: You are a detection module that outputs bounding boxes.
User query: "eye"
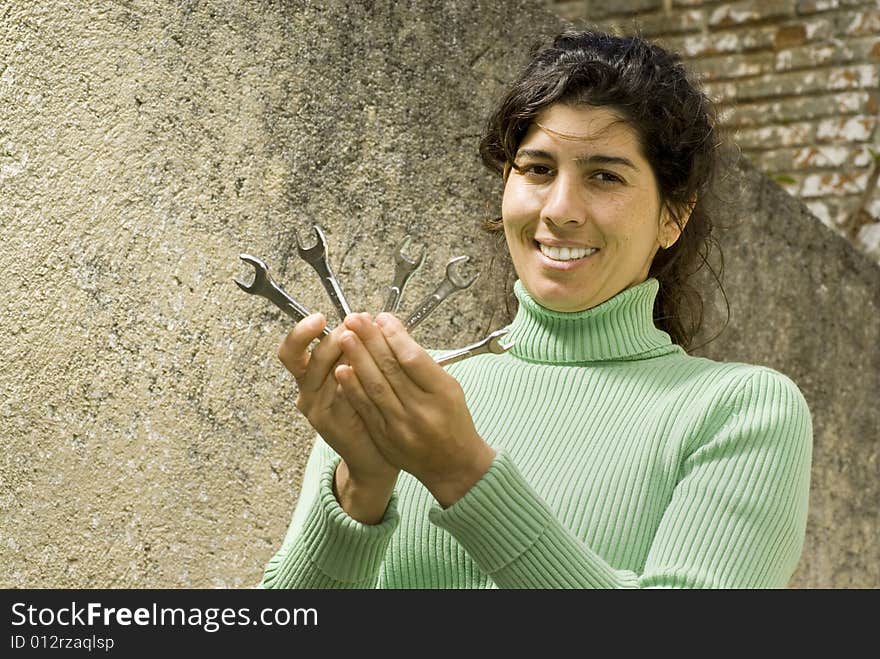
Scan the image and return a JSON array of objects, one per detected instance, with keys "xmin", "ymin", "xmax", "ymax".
[
  {"xmin": 513, "ymin": 162, "xmax": 554, "ymax": 178},
  {"xmin": 593, "ymin": 171, "xmax": 623, "ymax": 184}
]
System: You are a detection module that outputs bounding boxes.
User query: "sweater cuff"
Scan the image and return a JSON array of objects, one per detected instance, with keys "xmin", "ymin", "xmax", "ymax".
[
  {"xmin": 278, "ymin": 455, "xmax": 399, "ymax": 585},
  {"xmin": 427, "ymin": 450, "xmax": 550, "ymax": 574}
]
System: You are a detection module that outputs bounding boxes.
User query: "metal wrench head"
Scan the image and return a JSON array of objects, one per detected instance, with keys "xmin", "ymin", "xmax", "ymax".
[
  {"xmin": 485, "ymin": 328, "xmax": 516, "ymax": 354},
  {"xmin": 394, "ymin": 236, "xmax": 426, "ymax": 272},
  {"xmin": 234, "ymin": 253, "xmax": 272, "ymax": 295},
  {"xmin": 444, "ymin": 255, "xmax": 480, "ymax": 290},
  {"xmin": 432, "ymin": 327, "xmax": 515, "ymax": 367},
  {"xmin": 294, "ymin": 224, "xmax": 328, "ymax": 264}
]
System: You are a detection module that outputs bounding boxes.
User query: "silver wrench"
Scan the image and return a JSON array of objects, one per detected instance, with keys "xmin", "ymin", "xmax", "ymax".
[
  {"xmin": 434, "ymin": 328, "xmax": 515, "ymax": 367},
  {"xmin": 383, "ymin": 235, "xmax": 426, "ymax": 314},
  {"xmin": 404, "ymin": 255, "xmax": 479, "ymax": 332},
  {"xmin": 234, "ymin": 253, "xmax": 330, "ymax": 336},
  {"xmin": 295, "ymin": 224, "xmax": 353, "ymax": 322}
]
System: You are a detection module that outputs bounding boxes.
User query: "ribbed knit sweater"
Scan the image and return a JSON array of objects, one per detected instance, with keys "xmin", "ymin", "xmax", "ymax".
[{"xmin": 261, "ymin": 277, "xmax": 813, "ymax": 589}]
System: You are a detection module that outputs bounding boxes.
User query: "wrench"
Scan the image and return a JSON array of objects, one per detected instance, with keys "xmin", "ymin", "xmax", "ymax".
[
  {"xmin": 233, "ymin": 253, "xmax": 330, "ymax": 336},
  {"xmin": 404, "ymin": 255, "xmax": 479, "ymax": 332},
  {"xmin": 434, "ymin": 328, "xmax": 515, "ymax": 367},
  {"xmin": 383, "ymin": 235, "xmax": 426, "ymax": 314},
  {"xmin": 295, "ymin": 224, "xmax": 353, "ymax": 322}
]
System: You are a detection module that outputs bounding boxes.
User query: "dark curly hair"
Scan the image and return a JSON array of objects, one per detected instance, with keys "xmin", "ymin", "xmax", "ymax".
[{"xmin": 479, "ymin": 28, "xmax": 727, "ymax": 350}]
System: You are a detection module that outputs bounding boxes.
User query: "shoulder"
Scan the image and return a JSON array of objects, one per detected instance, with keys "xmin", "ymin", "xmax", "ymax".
[
  {"xmin": 695, "ymin": 365, "xmax": 813, "ymax": 467},
  {"xmin": 733, "ymin": 366, "xmax": 813, "ymax": 443},
  {"xmin": 659, "ymin": 355, "xmax": 813, "ymax": 457},
  {"xmin": 711, "ymin": 361, "xmax": 810, "ymax": 422},
  {"xmin": 664, "ymin": 352, "xmax": 810, "ymax": 415}
]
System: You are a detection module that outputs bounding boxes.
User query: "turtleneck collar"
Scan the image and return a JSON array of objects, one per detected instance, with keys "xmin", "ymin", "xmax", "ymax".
[{"xmin": 504, "ymin": 278, "xmax": 682, "ymax": 364}]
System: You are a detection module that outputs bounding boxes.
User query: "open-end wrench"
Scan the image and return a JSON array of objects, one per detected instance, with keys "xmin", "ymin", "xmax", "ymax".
[
  {"xmin": 295, "ymin": 224, "xmax": 353, "ymax": 322},
  {"xmin": 404, "ymin": 255, "xmax": 479, "ymax": 332},
  {"xmin": 434, "ymin": 328, "xmax": 515, "ymax": 367},
  {"xmin": 233, "ymin": 253, "xmax": 330, "ymax": 336},
  {"xmin": 383, "ymin": 235, "xmax": 426, "ymax": 314}
]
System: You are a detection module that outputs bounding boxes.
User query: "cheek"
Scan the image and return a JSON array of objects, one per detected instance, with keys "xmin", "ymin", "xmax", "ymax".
[
  {"xmin": 500, "ymin": 185, "xmax": 517, "ymax": 222},
  {"xmin": 601, "ymin": 193, "xmax": 660, "ymax": 241},
  {"xmin": 501, "ymin": 180, "xmax": 537, "ymax": 222}
]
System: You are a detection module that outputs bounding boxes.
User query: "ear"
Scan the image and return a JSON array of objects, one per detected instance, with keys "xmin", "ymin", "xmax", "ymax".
[{"xmin": 659, "ymin": 196, "xmax": 696, "ymax": 249}]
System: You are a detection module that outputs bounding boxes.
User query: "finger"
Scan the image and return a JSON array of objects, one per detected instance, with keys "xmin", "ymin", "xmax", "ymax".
[
  {"xmin": 343, "ymin": 312, "xmax": 413, "ymax": 401},
  {"xmin": 277, "ymin": 313, "xmax": 327, "ymax": 380},
  {"xmin": 374, "ymin": 312, "xmax": 444, "ymax": 392},
  {"xmin": 299, "ymin": 322, "xmax": 349, "ymax": 393},
  {"xmin": 338, "ymin": 326, "xmax": 406, "ymax": 418},
  {"xmin": 335, "ymin": 364, "xmax": 388, "ymax": 439}
]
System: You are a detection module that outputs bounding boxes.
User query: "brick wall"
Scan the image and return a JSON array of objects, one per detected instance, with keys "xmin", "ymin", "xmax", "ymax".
[{"xmin": 546, "ymin": 0, "xmax": 880, "ymax": 263}]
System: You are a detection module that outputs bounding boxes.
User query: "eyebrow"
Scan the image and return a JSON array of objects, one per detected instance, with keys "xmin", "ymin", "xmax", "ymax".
[{"xmin": 514, "ymin": 148, "xmax": 640, "ymax": 171}]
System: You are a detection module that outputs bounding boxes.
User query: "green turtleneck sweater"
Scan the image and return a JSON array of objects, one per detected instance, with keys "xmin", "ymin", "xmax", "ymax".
[{"xmin": 261, "ymin": 278, "xmax": 813, "ymax": 589}]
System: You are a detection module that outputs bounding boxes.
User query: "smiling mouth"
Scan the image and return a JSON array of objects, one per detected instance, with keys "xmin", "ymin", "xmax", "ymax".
[{"xmin": 535, "ymin": 241, "xmax": 600, "ymax": 262}]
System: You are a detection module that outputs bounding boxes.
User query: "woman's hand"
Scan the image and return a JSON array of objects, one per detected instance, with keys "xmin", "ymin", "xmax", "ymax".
[
  {"xmin": 278, "ymin": 313, "xmax": 399, "ymax": 523},
  {"xmin": 334, "ymin": 312, "xmax": 496, "ymax": 508}
]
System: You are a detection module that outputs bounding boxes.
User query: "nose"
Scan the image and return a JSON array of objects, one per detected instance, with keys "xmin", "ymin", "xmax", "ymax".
[{"xmin": 540, "ymin": 172, "xmax": 586, "ymax": 227}]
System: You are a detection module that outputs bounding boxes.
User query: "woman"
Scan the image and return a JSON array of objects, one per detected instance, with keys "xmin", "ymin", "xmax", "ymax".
[{"xmin": 260, "ymin": 29, "xmax": 813, "ymax": 588}]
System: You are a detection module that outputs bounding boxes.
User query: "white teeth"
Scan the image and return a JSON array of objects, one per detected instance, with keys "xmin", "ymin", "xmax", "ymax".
[{"xmin": 539, "ymin": 243, "xmax": 598, "ymax": 261}]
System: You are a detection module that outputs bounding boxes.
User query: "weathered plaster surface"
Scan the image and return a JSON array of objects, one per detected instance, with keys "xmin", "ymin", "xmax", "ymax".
[
  {"xmin": 0, "ymin": 0, "xmax": 560, "ymax": 588},
  {"xmin": 693, "ymin": 152, "xmax": 880, "ymax": 588}
]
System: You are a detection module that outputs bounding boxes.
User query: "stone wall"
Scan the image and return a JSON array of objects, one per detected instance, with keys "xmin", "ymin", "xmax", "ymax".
[
  {"xmin": 0, "ymin": 0, "xmax": 561, "ymax": 589},
  {"xmin": 548, "ymin": 0, "xmax": 880, "ymax": 261},
  {"xmin": 692, "ymin": 147, "xmax": 880, "ymax": 588}
]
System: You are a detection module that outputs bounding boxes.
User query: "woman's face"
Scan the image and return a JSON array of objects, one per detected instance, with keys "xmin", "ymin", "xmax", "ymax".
[{"xmin": 501, "ymin": 103, "xmax": 682, "ymax": 313}]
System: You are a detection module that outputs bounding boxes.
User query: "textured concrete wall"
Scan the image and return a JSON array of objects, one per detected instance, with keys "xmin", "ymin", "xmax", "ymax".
[
  {"xmin": 548, "ymin": 0, "xmax": 880, "ymax": 262},
  {"xmin": 1, "ymin": 1, "xmax": 876, "ymax": 588},
  {"xmin": 0, "ymin": 0, "xmax": 561, "ymax": 588},
  {"xmin": 691, "ymin": 150, "xmax": 880, "ymax": 588}
]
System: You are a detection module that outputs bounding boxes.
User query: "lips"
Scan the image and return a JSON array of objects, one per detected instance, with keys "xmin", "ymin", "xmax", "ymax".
[{"xmin": 535, "ymin": 240, "xmax": 600, "ymax": 263}]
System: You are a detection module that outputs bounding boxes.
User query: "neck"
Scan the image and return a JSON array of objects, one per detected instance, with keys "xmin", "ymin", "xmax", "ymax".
[{"xmin": 505, "ymin": 279, "xmax": 681, "ymax": 364}]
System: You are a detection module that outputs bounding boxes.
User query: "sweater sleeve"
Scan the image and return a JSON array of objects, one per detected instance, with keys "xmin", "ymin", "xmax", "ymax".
[
  {"xmin": 427, "ymin": 368, "xmax": 813, "ymax": 588},
  {"xmin": 260, "ymin": 435, "xmax": 400, "ymax": 589}
]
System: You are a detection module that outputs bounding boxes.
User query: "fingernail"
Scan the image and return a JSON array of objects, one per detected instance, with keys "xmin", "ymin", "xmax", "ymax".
[{"xmin": 376, "ymin": 313, "xmax": 390, "ymax": 328}]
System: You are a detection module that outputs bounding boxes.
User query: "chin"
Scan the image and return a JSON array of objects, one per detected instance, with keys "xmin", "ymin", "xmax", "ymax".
[
  {"xmin": 545, "ymin": 298, "xmax": 593, "ymax": 313},
  {"xmin": 528, "ymin": 281, "xmax": 593, "ymax": 313}
]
